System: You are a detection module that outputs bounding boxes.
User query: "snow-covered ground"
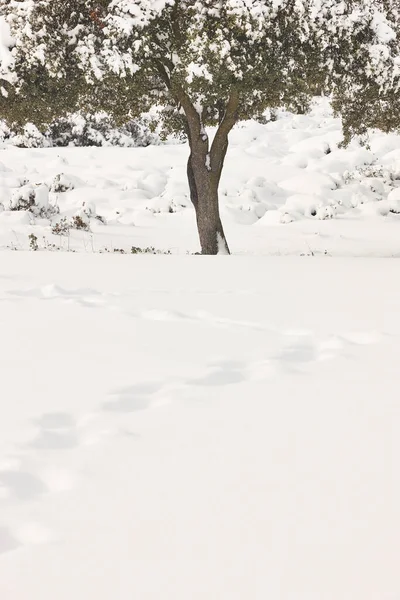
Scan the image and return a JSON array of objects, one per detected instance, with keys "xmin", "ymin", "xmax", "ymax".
[
  {"xmin": 0, "ymin": 253, "xmax": 400, "ymax": 599},
  {"xmin": 2, "ymin": 99, "xmax": 400, "ymax": 256},
  {"xmin": 1, "ymin": 101, "xmax": 400, "ymax": 599}
]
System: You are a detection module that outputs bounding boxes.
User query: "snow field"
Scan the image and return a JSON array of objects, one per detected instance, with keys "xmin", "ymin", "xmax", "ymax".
[
  {"xmin": 0, "ymin": 254, "xmax": 400, "ymax": 599},
  {"xmin": 1, "ymin": 98, "xmax": 400, "ymax": 599}
]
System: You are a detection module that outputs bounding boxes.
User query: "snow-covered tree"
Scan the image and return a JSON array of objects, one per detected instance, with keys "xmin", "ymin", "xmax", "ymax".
[
  {"xmin": 0, "ymin": 1, "xmax": 399, "ymax": 253},
  {"xmin": 326, "ymin": 0, "xmax": 400, "ymax": 144}
]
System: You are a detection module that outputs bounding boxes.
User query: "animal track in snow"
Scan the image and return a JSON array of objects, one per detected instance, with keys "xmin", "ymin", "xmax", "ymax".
[
  {"xmin": 101, "ymin": 328, "xmax": 374, "ymax": 413},
  {"xmin": 29, "ymin": 430, "xmax": 80, "ymax": 451},
  {"xmin": 102, "ymin": 382, "xmax": 180, "ymax": 413},
  {"xmin": 188, "ymin": 366, "xmax": 246, "ymax": 387},
  {"xmin": 0, "ymin": 469, "xmax": 47, "ymax": 502},
  {"xmin": 0, "ymin": 527, "xmax": 20, "ymax": 555},
  {"xmin": 7, "ymin": 284, "xmax": 115, "ymax": 309},
  {"xmin": 273, "ymin": 332, "xmax": 350, "ymax": 371},
  {"xmin": 26, "ymin": 411, "xmax": 116, "ymax": 451},
  {"xmin": 0, "ymin": 409, "xmax": 115, "ymax": 556},
  {"xmin": 28, "ymin": 412, "xmax": 80, "ymax": 451},
  {"xmin": 33, "ymin": 412, "xmax": 76, "ymax": 429},
  {"xmin": 0, "ymin": 320, "xmax": 384, "ymax": 559},
  {"xmin": 139, "ymin": 308, "xmax": 271, "ymax": 332}
]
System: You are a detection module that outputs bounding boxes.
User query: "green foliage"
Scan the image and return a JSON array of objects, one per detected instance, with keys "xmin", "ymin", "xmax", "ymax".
[
  {"xmin": 0, "ymin": 1, "xmax": 328, "ymax": 134},
  {"xmin": 1, "ymin": 1, "xmax": 399, "ymax": 156},
  {"xmin": 327, "ymin": 0, "xmax": 400, "ymax": 142}
]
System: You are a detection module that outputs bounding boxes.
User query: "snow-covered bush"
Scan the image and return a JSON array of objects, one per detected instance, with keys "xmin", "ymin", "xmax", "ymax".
[
  {"xmin": 387, "ymin": 188, "xmax": 400, "ymax": 214},
  {"xmin": 0, "ymin": 121, "xmax": 47, "ymax": 148},
  {"xmin": 0, "ymin": 114, "xmax": 159, "ymax": 149},
  {"xmin": 342, "ymin": 164, "xmax": 396, "ymax": 206},
  {"xmin": 50, "ymin": 174, "xmax": 76, "ymax": 194},
  {"xmin": 343, "ymin": 165, "xmax": 394, "ymax": 185},
  {"xmin": 12, "ymin": 123, "xmax": 50, "ymax": 148},
  {"xmin": 328, "ymin": 1, "xmax": 400, "ymax": 142},
  {"xmin": 51, "ymin": 200, "xmax": 106, "ymax": 235},
  {"xmin": 76, "ymin": 201, "xmax": 106, "ymax": 225},
  {"xmin": 47, "ymin": 113, "xmax": 158, "ymax": 148},
  {"xmin": 9, "ymin": 183, "xmax": 58, "ymax": 218}
]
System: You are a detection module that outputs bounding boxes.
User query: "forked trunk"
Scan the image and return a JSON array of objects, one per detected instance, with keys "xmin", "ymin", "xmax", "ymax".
[{"xmin": 176, "ymin": 88, "xmax": 239, "ymax": 255}]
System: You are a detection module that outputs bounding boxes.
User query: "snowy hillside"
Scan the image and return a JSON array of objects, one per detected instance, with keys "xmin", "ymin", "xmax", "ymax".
[{"xmin": 2, "ymin": 99, "xmax": 400, "ymax": 256}]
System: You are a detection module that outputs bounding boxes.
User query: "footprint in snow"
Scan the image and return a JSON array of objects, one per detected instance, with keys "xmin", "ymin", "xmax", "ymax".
[
  {"xmin": 27, "ymin": 411, "xmax": 117, "ymax": 450},
  {"xmin": 274, "ymin": 332, "xmax": 349, "ymax": 370},
  {"xmin": 0, "ymin": 455, "xmax": 77, "ymax": 503},
  {"xmin": 7, "ymin": 284, "xmax": 110, "ymax": 309},
  {"xmin": 33, "ymin": 412, "xmax": 76, "ymax": 429},
  {"xmin": 189, "ymin": 367, "xmax": 246, "ymax": 387},
  {"xmin": 0, "ymin": 527, "xmax": 20, "ymax": 555},
  {"xmin": 102, "ymin": 383, "xmax": 164, "ymax": 413},
  {"xmin": 28, "ymin": 412, "xmax": 80, "ymax": 451},
  {"xmin": 0, "ymin": 469, "xmax": 47, "ymax": 502},
  {"xmin": 187, "ymin": 358, "xmax": 278, "ymax": 388}
]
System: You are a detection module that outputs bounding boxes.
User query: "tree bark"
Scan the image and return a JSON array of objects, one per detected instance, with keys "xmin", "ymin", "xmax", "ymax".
[
  {"xmin": 187, "ymin": 156, "xmax": 229, "ymax": 254},
  {"xmin": 176, "ymin": 87, "xmax": 239, "ymax": 255}
]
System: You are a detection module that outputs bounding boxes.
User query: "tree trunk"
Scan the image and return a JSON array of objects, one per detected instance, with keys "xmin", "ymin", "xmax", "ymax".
[
  {"xmin": 175, "ymin": 87, "xmax": 239, "ymax": 255},
  {"xmin": 187, "ymin": 155, "xmax": 229, "ymax": 255}
]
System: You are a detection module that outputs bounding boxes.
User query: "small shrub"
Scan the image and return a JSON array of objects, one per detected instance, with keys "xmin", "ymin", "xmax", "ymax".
[
  {"xmin": 52, "ymin": 218, "xmax": 70, "ymax": 236},
  {"xmin": 47, "ymin": 112, "xmax": 159, "ymax": 148},
  {"xmin": 71, "ymin": 215, "xmax": 90, "ymax": 231},
  {"xmin": 79, "ymin": 201, "xmax": 106, "ymax": 225},
  {"xmin": 343, "ymin": 164, "xmax": 394, "ymax": 185},
  {"xmin": 131, "ymin": 246, "xmax": 171, "ymax": 255},
  {"xmin": 29, "ymin": 233, "xmax": 38, "ymax": 251},
  {"xmin": 1, "ymin": 113, "xmax": 161, "ymax": 148},
  {"xmin": 10, "ymin": 184, "xmax": 58, "ymax": 218},
  {"xmin": 52, "ymin": 211, "xmax": 104, "ymax": 236},
  {"xmin": 11, "ymin": 186, "xmax": 36, "ymax": 212},
  {"xmin": 11, "ymin": 123, "xmax": 49, "ymax": 149},
  {"xmin": 50, "ymin": 173, "xmax": 76, "ymax": 193}
]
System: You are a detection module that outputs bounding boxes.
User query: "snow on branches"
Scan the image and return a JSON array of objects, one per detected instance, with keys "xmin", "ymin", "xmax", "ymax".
[{"xmin": 0, "ymin": 0, "xmax": 399, "ymax": 134}]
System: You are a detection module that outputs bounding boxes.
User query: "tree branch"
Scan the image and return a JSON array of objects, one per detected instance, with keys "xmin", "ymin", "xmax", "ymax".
[
  {"xmin": 173, "ymin": 85, "xmax": 204, "ymax": 145},
  {"xmin": 210, "ymin": 90, "xmax": 240, "ymax": 174},
  {"xmin": 154, "ymin": 60, "xmax": 172, "ymax": 89},
  {"xmin": 171, "ymin": 0, "xmax": 183, "ymax": 48}
]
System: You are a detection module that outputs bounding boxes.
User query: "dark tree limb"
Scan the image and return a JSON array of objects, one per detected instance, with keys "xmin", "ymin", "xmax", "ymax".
[{"xmin": 210, "ymin": 89, "xmax": 240, "ymax": 176}]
